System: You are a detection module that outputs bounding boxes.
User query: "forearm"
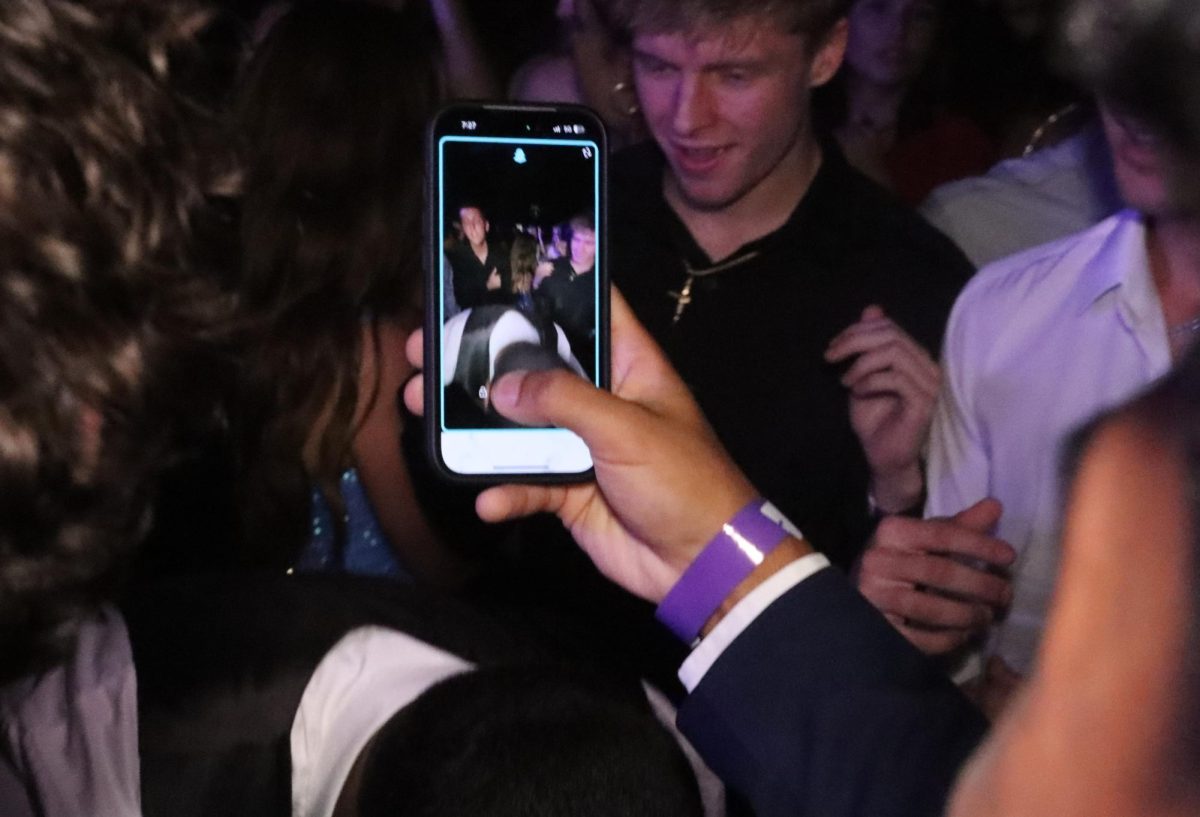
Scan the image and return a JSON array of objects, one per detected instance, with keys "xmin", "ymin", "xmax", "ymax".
[
  {"xmin": 678, "ymin": 570, "xmax": 987, "ymax": 817},
  {"xmin": 427, "ymin": 0, "xmax": 500, "ymax": 99}
]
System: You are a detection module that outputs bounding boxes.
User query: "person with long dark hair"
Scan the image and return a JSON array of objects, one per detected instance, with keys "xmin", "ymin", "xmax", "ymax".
[
  {"xmin": 0, "ymin": 1, "xmax": 235, "ymax": 812},
  {"xmin": 234, "ymin": 1, "xmax": 466, "ymax": 584}
]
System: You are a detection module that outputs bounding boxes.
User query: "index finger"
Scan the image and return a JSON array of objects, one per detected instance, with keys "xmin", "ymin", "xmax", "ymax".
[
  {"xmin": 922, "ymin": 520, "xmax": 1015, "ymax": 567},
  {"xmin": 826, "ymin": 322, "xmax": 930, "ymax": 364},
  {"xmin": 402, "ymin": 373, "xmax": 424, "ymax": 416},
  {"xmin": 405, "ymin": 327, "xmax": 423, "ymax": 369}
]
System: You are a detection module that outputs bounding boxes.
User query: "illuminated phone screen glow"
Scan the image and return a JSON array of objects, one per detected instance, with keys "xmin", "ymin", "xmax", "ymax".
[{"xmin": 435, "ymin": 131, "xmax": 602, "ymax": 477}]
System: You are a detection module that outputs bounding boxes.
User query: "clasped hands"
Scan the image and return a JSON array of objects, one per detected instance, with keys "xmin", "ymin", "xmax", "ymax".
[{"xmin": 827, "ymin": 306, "xmax": 1016, "ymax": 655}]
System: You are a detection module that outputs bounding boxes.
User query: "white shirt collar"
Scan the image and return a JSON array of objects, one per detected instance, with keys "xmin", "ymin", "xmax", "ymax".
[
  {"xmin": 290, "ymin": 627, "xmax": 473, "ymax": 817},
  {"xmin": 1070, "ymin": 208, "xmax": 1151, "ymax": 316}
]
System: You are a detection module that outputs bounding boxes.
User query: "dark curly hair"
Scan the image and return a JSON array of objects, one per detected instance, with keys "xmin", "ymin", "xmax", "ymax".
[
  {"xmin": 232, "ymin": 0, "xmax": 441, "ymax": 565},
  {"xmin": 0, "ymin": 0, "xmax": 234, "ymax": 684}
]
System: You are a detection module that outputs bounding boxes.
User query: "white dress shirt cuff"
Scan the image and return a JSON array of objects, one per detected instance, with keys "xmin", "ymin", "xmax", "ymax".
[{"xmin": 678, "ymin": 553, "xmax": 831, "ymax": 692}]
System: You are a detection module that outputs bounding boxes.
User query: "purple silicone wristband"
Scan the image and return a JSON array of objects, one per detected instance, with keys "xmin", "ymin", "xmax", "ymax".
[{"xmin": 656, "ymin": 499, "xmax": 794, "ymax": 643}]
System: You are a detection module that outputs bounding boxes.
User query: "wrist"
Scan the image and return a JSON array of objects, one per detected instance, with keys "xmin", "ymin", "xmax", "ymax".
[
  {"xmin": 869, "ymin": 463, "xmax": 926, "ymax": 515},
  {"xmin": 699, "ymin": 537, "xmax": 812, "ymax": 637},
  {"xmin": 656, "ymin": 499, "xmax": 812, "ymax": 643}
]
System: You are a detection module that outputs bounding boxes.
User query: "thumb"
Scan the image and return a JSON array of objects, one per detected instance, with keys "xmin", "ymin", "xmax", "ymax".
[
  {"xmin": 953, "ymin": 497, "xmax": 1003, "ymax": 534},
  {"xmin": 489, "ymin": 368, "xmax": 647, "ymax": 454},
  {"xmin": 861, "ymin": 304, "xmax": 886, "ymax": 321}
]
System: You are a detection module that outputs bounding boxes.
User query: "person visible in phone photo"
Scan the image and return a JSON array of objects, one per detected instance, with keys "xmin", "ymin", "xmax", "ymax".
[
  {"xmin": 547, "ymin": 221, "xmax": 572, "ymax": 260},
  {"xmin": 445, "ymin": 203, "xmax": 511, "ymax": 309},
  {"xmin": 535, "ymin": 212, "xmax": 599, "ymax": 377},
  {"xmin": 439, "ymin": 136, "xmax": 601, "ymax": 401},
  {"xmin": 509, "ymin": 233, "xmax": 542, "ymax": 312}
]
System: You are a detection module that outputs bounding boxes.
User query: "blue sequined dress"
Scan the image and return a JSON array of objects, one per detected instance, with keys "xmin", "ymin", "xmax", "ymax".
[{"xmin": 297, "ymin": 468, "xmax": 410, "ymax": 579}]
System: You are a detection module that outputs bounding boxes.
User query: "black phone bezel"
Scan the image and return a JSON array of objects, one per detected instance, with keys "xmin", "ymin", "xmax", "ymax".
[{"xmin": 424, "ymin": 102, "xmax": 610, "ymax": 484}]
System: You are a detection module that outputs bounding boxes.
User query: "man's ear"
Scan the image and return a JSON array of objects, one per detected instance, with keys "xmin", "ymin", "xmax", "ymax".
[{"xmin": 809, "ymin": 18, "xmax": 848, "ymax": 88}]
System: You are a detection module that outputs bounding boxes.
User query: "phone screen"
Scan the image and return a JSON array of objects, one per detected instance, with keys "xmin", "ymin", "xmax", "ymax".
[{"xmin": 428, "ymin": 104, "xmax": 607, "ymax": 480}]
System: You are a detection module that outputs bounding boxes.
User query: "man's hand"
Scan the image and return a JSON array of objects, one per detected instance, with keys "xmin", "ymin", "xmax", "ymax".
[
  {"xmin": 962, "ymin": 655, "xmax": 1024, "ymax": 721},
  {"xmin": 404, "ymin": 289, "xmax": 782, "ymax": 603},
  {"xmin": 825, "ymin": 305, "xmax": 941, "ymax": 513},
  {"xmin": 485, "ymin": 267, "xmax": 502, "ymax": 290},
  {"xmin": 856, "ymin": 498, "xmax": 1015, "ymax": 654}
]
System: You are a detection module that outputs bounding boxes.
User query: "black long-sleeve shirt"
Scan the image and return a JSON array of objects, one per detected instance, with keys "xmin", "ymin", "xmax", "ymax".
[{"xmin": 612, "ymin": 142, "xmax": 974, "ymax": 569}]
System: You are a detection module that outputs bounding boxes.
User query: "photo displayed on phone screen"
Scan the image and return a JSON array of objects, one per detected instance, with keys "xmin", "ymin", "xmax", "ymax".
[{"xmin": 434, "ymin": 106, "xmax": 604, "ymax": 478}]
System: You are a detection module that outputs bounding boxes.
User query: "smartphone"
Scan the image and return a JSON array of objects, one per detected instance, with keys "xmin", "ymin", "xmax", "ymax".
[{"xmin": 427, "ymin": 103, "xmax": 608, "ymax": 481}]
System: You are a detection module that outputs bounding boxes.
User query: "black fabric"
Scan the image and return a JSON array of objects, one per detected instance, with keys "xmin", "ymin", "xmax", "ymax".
[
  {"xmin": 535, "ymin": 259, "xmax": 597, "ymax": 376},
  {"xmin": 678, "ymin": 568, "xmax": 988, "ymax": 817},
  {"xmin": 446, "ymin": 240, "xmax": 511, "ymax": 310},
  {"xmin": 446, "ymin": 305, "xmax": 562, "ymax": 429},
  {"xmin": 466, "ymin": 511, "xmax": 690, "ymax": 701},
  {"xmin": 123, "ymin": 573, "xmax": 546, "ymax": 817},
  {"xmin": 611, "ymin": 141, "xmax": 974, "ymax": 569},
  {"xmin": 454, "ymin": 305, "xmax": 559, "ymax": 399}
]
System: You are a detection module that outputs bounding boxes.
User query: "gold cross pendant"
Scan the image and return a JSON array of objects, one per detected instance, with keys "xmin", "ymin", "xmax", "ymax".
[{"xmin": 668, "ymin": 276, "xmax": 695, "ymax": 325}]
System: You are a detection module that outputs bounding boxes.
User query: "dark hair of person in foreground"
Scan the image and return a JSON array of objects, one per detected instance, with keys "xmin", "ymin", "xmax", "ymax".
[
  {"xmin": 0, "ymin": 0, "xmax": 233, "ymax": 684},
  {"xmin": 232, "ymin": 0, "xmax": 442, "ymax": 565},
  {"xmin": 356, "ymin": 666, "xmax": 704, "ymax": 817}
]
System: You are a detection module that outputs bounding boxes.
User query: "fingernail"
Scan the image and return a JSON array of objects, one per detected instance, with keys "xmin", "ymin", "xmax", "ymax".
[{"xmin": 489, "ymin": 373, "xmax": 524, "ymax": 410}]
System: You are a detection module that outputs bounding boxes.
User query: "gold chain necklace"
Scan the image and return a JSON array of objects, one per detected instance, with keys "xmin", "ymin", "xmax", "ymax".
[{"xmin": 668, "ymin": 251, "xmax": 762, "ymax": 325}]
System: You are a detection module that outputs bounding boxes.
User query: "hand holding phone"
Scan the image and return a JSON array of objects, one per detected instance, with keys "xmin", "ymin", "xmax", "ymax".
[
  {"xmin": 428, "ymin": 103, "xmax": 609, "ymax": 481},
  {"xmin": 404, "ymin": 290, "xmax": 766, "ymax": 604}
]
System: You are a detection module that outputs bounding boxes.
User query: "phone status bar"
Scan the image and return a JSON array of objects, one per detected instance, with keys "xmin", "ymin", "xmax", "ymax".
[
  {"xmin": 453, "ymin": 120, "xmax": 590, "ymax": 134},
  {"xmin": 445, "ymin": 111, "xmax": 600, "ymax": 141},
  {"xmin": 457, "ymin": 121, "xmax": 588, "ymax": 136}
]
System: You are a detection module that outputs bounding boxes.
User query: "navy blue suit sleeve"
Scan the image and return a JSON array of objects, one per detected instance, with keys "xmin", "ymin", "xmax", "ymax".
[{"xmin": 677, "ymin": 569, "xmax": 987, "ymax": 817}]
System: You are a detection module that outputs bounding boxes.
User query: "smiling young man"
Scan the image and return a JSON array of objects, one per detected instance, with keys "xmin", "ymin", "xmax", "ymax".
[
  {"xmin": 610, "ymin": 0, "xmax": 974, "ymax": 570},
  {"xmin": 447, "ymin": 204, "xmax": 511, "ymax": 309},
  {"xmin": 537, "ymin": 213, "xmax": 599, "ymax": 370}
]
